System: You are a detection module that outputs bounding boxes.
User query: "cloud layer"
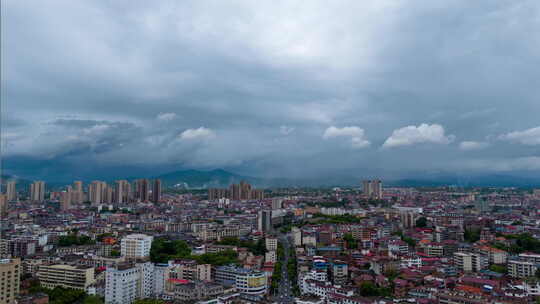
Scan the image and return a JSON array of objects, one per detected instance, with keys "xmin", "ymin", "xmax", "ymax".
[
  {"xmin": 3, "ymin": 0, "xmax": 540, "ymax": 180},
  {"xmin": 323, "ymin": 126, "xmax": 370, "ymax": 148},
  {"xmin": 383, "ymin": 124, "xmax": 454, "ymax": 148},
  {"xmin": 499, "ymin": 127, "xmax": 540, "ymax": 146}
]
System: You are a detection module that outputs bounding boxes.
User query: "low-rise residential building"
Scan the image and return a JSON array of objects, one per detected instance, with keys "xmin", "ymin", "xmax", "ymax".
[{"xmin": 37, "ymin": 264, "xmax": 95, "ymax": 291}]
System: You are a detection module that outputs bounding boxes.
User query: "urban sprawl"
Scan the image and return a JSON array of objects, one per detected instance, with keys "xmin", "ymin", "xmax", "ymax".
[{"xmin": 1, "ymin": 179, "xmax": 540, "ymax": 304}]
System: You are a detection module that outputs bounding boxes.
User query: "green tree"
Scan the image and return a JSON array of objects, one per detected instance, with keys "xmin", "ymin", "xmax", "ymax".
[
  {"xmin": 83, "ymin": 295, "xmax": 104, "ymax": 304},
  {"xmin": 149, "ymin": 238, "xmax": 191, "ymax": 263},
  {"xmin": 58, "ymin": 234, "xmax": 96, "ymax": 247},
  {"xmin": 489, "ymin": 264, "xmax": 506, "ymax": 274},
  {"xmin": 343, "ymin": 233, "xmax": 357, "ymax": 249},
  {"xmin": 464, "ymin": 228, "xmax": 481, "ymax": 243},
  {"xmin": 359, "ymin": 281, "xmax": 379, "ymax": 297},
  {"xmin": 415, "ymin": 217, "xmax": 428, "ymax": 228},
  {"xmin": 192, "ymin": 250, "xmax": 238, "ymax": 266}
]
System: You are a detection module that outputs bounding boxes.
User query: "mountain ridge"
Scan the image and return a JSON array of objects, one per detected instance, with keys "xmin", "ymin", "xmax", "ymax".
[{"xmin": 3, "ymin": 169, "xmax": 540, "ymax": 190}]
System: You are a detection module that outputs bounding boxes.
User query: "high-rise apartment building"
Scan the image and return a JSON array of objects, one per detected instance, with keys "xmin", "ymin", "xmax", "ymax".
[
  {"xmin": 120, "ymin": 234, "xmax": 153, "ymax": 258},
  {"xmin": 229, "ymin": 183, "xmax": 241, "ymax": 201},
  {"xmin": 115, "ymin": 180, "xmax": 129, "ymax": 204},
  {"xmin": 73, "ymin": 181, "xmax": 83, "ymax": 193},
  {"xmin": 400, "ymin": 212, "xmax": 417, "ymax": 229},
  {"xmin": 104, "ymin": 185, "xmax": 114, "ymax": 204},
  {"xmin": 71, "ymin": 181, "xmax": 84, "ymax": 204},
  {"xmin": 152, "ymin": 179, "xmax": 161, "ymax": 203},
  {"xmin": 208, "ymin": 181, "xmax": 264, "ymax": 201},
  {"xmin": 0, "ymin": 258, "xmax": 20, "ymax": 304},
  {"xmin": 208, "ymin": 188, "xmax": 228, "ymax": 200},
  {"xmin": 6, "ymin": 181, "xmax": 16, "ymax": 202},
  {"xmin": 89, "ymin": 181, "xmax": 106, "ymax": 205},
  {"xmin": 136, "ymin": 179, "xmax": 150, "ymax": 202},
  {"xmin": 258, "ymin": 210, "xmax": 272, "ymax": 233},
  {"xmin": 30, "ymin": 181, "xmax": 46, "ymax": 202},
  {"xmin": 60, "ymin": 186, "xmax": 72, "ymax": 211},
  {"xmin": 0, "ymin": 195, "xmax": 7, "ymax": 218},
  {"xmin": 271, "ymin": 198, "xmax": 283, "ymax": 210},
  {"xmin": 239, "ymin": 181, "xmax": 251, "ymax": 200},
  {"xmin": 362, "ymin": 180, "xmax": 383, "ymax": 199}
]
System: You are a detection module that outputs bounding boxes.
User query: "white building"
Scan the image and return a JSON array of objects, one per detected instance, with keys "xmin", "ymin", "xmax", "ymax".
[
  {"xmin": 271, "ymin": 198, "xmax": 283, "ymax": 210},
  {"xmin": 154, "ymin": 264, "xmax": 168, "ymax": 297},
  {"xmin": 508, "ymin": 259, "xmax": 539, "ymax": 278},
  {"xmin": 320, "ymin": 208, "xmax": 347, "ymax": 216},
  {"xmin": 121, "ymin": 234, "xmax": 153, "ymax": 258},
  {"xmin": 265, "ymin": 251, "xmax": 276, "ymax": 263},
  {"xmin": 105, "ymin": 262, "xmax": 157, "ymax": 304},
  {"xmin": 523, "ymin": 280, "xmax": 540, "ymax": 296},
  {"xmin": 136, "ymin": 262, "xmax": 155, "ymax": 298},
  {"xmin": 235, "ymin": 270, "xmax": 267, "ymax": 296},
  {"xmin": 299, "ymin": 269, "xmax": 328, "ymax": 294},
  {"xmin": 105, "ymin": 265, "xmax": 139, "ymax": 304},
  {"xmin": 265, "ymin": 237, "xmax": 277, "ymax": 251},
  {"xmin": 292, "ymin": 227, "xmax": 302, "ymax": 247}
]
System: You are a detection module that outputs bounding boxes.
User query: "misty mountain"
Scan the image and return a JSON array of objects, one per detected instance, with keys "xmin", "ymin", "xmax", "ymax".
[
  {"xmin": 156, "ymin": 169, "xmax": 253, "ymax": 188},
  {"xmin": 3, "ymin": 169, "xmax": 540, "ymax": 190},
  {"xmin": 387, "ymin": 173, "xmax": 540, "ymax": 188}
]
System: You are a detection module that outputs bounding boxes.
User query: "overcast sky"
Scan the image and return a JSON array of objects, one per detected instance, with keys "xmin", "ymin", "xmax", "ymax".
[{"xmin": 2, "ymin": 1, "xmax": 540, "ymax": 181}]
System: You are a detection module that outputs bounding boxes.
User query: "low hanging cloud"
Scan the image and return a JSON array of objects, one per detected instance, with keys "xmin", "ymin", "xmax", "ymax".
[
  {"xmin": 383, "ymin": 123, "xmax": 455, "ymax": 148},
  {"xmin": 499, "ymin": 126, "xmax": 540, "ymax": 146},
  {"xmin": 323, "ymin": 126, "xmax": 370, "ymax": 148},
  {"xmin": 157, "ymin": 112, "xmax": 177, "ymax": 121},
  {"xmin": 4, "ymin": 1, "xmax": 540, "ymax": 180},
  {"xmin": 459, "ymin": 141, "xmax": 490, "ymax": 151},
  {"xmin": 179, "ymin": 127, "xmax": 216, "ymax": 140}
]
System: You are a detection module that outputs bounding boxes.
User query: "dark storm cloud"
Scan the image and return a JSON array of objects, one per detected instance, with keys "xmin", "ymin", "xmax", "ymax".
[{"xmin": 3, "ymin": 0, "xmax": 540, "ymax": 180}]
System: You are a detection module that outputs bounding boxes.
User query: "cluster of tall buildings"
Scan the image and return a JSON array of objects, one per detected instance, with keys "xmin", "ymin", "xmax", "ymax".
[
  {"xmin": 76, "ymin": 179, "xmax": 162, "ymax": 207},
  {"xmin": 208, "ymin": 181, "xmax": 264, "ymax": 201},
  {"xmin": 362, "ymin": 179, "xmax": 383, "ymax": 199},
  {"xmin": 0, "ymin": 179, "xmax": 163, "ymax": 212},
  {"xmin": 30, "ymin": 181, "xmax": 46, "ymax": 202}
]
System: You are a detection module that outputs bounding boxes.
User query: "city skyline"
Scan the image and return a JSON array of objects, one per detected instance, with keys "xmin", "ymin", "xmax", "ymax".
[
  {"xmin": 2, "ymin": 1, "xmax": 540, "ymax": 182},
  {"xmin": 2, "ymin": 2, "xmax": 540, "ymax": 303}
]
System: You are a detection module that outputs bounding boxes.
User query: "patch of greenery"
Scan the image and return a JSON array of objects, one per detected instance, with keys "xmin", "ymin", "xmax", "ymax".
[
  {"xmin": 358, "ymin": 281, "xmax": 392, "ymax": 297},
  {"xmin": 489, "ymin": 264, "xmax": 506, "ymax": 274},
  {"xmin": 415, "ymin": 217, "xmax": 428, "ymax": 228},
  {"xmin": 58, "ymin": 234, "xmax": 95, "ymax": 247},
  {"xmin": 343, "ymin": 233, "xmax": 357, "ymax": 249},
  {"xmin": 502, "ymin": 233, "xmax": 540, "ymax": 254},
  {"xmin": 29, "ymin": 283, "xmax": 99, "ymax": 304},
  {"xmin": 464, "ymin": 228, "xmax": 481, "ymax": 243},
  {"xmin": 216, "ymin": 237, "xmax": 267, "ymax": 255},
  {"xmin": 150, "ymin": 238, "xmax": 239, "ymax": 265},
  {"xmin": 192, "ymin": 250, "xmax": 238, "ymax": 266},
  {"xmin": 393, "ymin": 231, "xmax": 416, "ymax": 248},
  {"xmin": 149, "ymin": 238, "xmax": 192, "ymax": 263},
  {"xmin": 312, "ymin": 213, "xmax": 363, "ymax": 224}
]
